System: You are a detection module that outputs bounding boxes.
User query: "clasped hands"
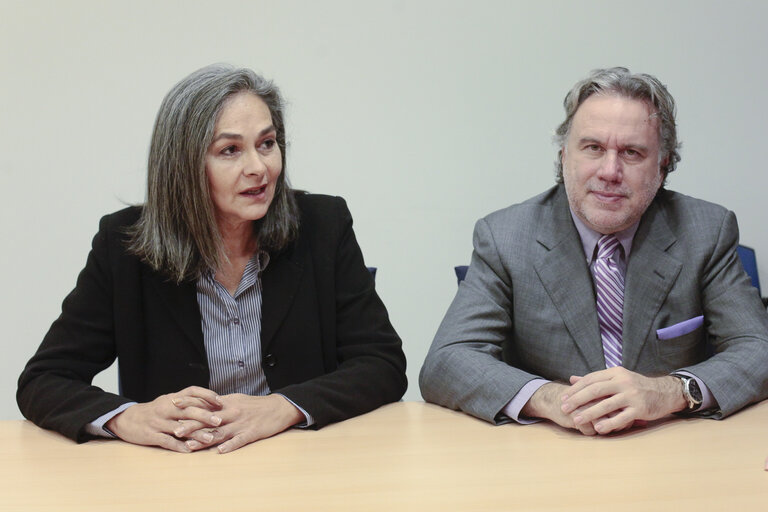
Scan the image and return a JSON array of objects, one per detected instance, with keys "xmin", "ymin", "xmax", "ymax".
[
  {"xmin": 105, "ymin": 386, "xmax": 303, "ymax": 453},
  {"xmin": 522, "ymin": 366, "xmax": 687, "ymax": 435}
]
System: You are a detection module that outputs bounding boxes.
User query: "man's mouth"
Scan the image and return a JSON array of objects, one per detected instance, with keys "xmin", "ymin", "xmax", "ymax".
[{"xmin": 591, "ymin": 190, "xmax": 625, "ymax": 202}]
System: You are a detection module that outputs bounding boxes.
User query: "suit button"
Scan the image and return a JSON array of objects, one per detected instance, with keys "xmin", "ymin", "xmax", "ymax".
[{"xmin": 264, "ymin": 353, "xmax": 277, "ymax": 367}]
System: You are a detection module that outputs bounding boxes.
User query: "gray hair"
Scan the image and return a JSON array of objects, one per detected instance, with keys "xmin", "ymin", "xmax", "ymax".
[
  {"xmin": 128, "ymin": 64, "xmax": 299, "ymax": 282},
  {"xmin": 554, "ymin": 67, "xmax": 681, "ymax": 183}
]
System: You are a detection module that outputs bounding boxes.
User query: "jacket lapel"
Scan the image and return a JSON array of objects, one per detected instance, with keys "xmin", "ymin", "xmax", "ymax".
[
  {"xmin": 144, "ymin": 269, "xmax": 206, "ymax": 359},
  {"xmin": 533, "ymin": 187, "xmax": 606, "ymax": 370},
  {"xmin": 621, "ymin": 198, "xmax": 681, "ymax": 369},
  {"xmin": 260, "ymin": 244, "xmax": 304, "ymax": 352}
]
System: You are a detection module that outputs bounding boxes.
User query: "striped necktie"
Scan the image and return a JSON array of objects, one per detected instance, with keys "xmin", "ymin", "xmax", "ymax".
[{"xmin": 594, "ymin": 235, "xmax": 624, "ymax": 368}]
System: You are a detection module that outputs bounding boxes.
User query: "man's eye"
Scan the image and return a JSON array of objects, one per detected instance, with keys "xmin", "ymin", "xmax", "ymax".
[{"xmin": 585, "ymin": 144, "xmax": 602, "ymax": 152}]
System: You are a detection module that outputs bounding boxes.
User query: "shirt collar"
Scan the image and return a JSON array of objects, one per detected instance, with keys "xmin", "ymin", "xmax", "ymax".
[{"xmin": 569, "ymin": 209, "xmax": 639, "ymax": 265}]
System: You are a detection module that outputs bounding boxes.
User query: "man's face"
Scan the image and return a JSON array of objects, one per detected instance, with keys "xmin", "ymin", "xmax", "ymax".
[{"xmin": 561, "ymin": 94, "xmax": 664, "ymax": 234}]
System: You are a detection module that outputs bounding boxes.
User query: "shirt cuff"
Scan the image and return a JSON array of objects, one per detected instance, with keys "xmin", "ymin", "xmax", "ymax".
[
  {"xmin": 500, "ymin": 379, "xmax": 550, "ymax": 424},
  {"xmin": 84, "ymin": 402, "xmax": 137, "ymax": 438},
  {"xmin": 674, "ymin": 370, "xmax": 718, "ymax": 412},
  {"xmin": 274, "ymin": 394, "xmax": 315, "ymax": 428}
]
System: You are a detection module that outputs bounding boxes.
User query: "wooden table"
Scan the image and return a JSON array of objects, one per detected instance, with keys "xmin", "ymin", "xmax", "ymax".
[{"xmin": 2, "ymin": 401, "xmax": 767, "ymax": 511}]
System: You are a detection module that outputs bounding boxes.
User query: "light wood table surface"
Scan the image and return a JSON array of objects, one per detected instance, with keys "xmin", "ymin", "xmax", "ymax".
[{"xmin": 2, "ymin": 401, "xmax": 767, "ymax": 511}]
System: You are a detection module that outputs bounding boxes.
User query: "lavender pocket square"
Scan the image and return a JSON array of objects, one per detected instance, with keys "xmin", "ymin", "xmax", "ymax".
[{"xmin": 656, "ymin": 316, "xmax": 704, "ymax": 340}]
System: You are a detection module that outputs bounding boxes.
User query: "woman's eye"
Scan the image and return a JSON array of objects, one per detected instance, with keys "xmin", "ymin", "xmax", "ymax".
[
  {"xmin": 260, "ymin": 138, "xmax": 276, "ymax": 151},
  {"xmin": 220, "ymin": 145, "xmax": 238, "ymax": 155}
]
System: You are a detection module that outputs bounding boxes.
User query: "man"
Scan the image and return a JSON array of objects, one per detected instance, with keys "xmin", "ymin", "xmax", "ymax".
[{"xmin": 419, "ymin": 67, "xmax": 768, "ymax": 435}]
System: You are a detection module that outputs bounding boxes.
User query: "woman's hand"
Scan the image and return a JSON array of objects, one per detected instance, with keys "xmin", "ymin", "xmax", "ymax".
[
  {"xmin": 180, "ymin": 393, "xmax": 304, "ymax": 454},
  {"xmin": 105, "ymin": 386, "xmax": 222, "ymax": 453}
]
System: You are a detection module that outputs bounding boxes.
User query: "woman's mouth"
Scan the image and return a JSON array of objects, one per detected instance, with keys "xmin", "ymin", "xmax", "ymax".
[{"xmin": 241, "ymin": 185, "xmax": 267, "ymax": 196}]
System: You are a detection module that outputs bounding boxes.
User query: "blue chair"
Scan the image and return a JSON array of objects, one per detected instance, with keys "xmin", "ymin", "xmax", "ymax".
[
  {"xmin": 454, "ymin": 265, "xmax": 468, "ymax": 285},
  {"xmin": 736, "ymin": 245, "xmax": 760, "ymax": 294}
]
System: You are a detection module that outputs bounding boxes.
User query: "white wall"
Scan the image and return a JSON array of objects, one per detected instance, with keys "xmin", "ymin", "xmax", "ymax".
[{"xmin": 2, "ymin": 0, "xmax": 767, "ymax": 419}]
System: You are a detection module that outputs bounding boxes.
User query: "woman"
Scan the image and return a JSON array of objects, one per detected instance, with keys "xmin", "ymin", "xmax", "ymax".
[{"xmin": 17, "ymin": 64, "xmax": 407, "ymax": 454}]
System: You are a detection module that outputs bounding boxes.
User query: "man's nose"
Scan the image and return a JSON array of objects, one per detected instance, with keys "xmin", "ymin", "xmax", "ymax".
[{"xmin": 597, "ymin": 151, "xmax": 622, "ymax": 181}]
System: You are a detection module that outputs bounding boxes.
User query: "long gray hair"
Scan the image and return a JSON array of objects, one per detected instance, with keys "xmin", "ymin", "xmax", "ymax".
[
  {"xmin": 128, "ymin": 64, "xmax": 299, "ymax": 282},
  {"xmin": 554, "ymin": 67, "xmax": 682, "ymax": 183}
]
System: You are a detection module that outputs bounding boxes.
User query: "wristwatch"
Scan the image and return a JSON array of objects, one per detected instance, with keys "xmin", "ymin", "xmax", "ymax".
[{"xmin": 672, "ymin": 374, "xmax": 703, "ymax": 411}]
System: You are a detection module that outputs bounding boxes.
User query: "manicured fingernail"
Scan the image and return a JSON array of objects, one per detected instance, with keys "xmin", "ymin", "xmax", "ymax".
[
  {"xmin": 561, "ymin": 403, "xmax": 572, "ymax": 413},
  {"xmin": 573, "ymin": 415, "xmax": 583, "ymax": 425},
  {"xmin": 202, "ymin": 433, "xmax": 214, "ymax": 443},
  {"xmin": 595, "ymin": 423, "xmax": 604, "ymax": 433},
  {"xmin": 218, "ymin": 444, "xmax": 228, "ymax": 454},
  {"xmin": 174, "ymin": 427, "xmax": 184, "ymax": 437},
  {"xmin": 211, "ymin": 416, "xmax": 222, "ymax": 426},
  {"xmin": 186, "ymin": 440, "xmax": 199, "ymax": 450},
  {"xmin": 172, "ymin": 398, "xmax": 181, "ymax": 406}
]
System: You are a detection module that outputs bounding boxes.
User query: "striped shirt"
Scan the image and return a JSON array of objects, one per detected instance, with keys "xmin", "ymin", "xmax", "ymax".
[
  {"xmin": 197, "ymin": 252, "xmax": 270, "ymax": 396},
  {"xmin": 196, "ymin": 251, "xmax": 314, "ymax": 425}
]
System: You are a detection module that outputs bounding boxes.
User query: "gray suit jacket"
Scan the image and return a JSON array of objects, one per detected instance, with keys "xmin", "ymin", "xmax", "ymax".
[{"xmin": 419, "ymin": 185, "xmax": 768, "ymax": 423}]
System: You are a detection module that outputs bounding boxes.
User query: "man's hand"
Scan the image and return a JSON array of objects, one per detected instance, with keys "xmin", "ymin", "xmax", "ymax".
[
  {"xmin": 179, "ymin": 393, "xmax": 304, "ymax": 454},
  {"xmin": 560, "ymin": 367, "xmax": 687, "ymax": 434},
  {"xmin": 105, "ymin": 386, "xmax": 223, "ymax": 453},
  {"xmin": 521, "ymin": 382, "xmax": 598, "ymax": 435}
]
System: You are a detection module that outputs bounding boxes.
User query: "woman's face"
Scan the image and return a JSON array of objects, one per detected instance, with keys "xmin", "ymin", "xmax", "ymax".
[{"xmin": 205, "ymin": 92, "xmax": 283, "ymax": 232}]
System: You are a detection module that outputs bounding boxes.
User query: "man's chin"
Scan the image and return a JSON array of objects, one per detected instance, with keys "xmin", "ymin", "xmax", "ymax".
[{"xmin": 583, "ymin": 213, "xmax": 630, "ymax": 234}]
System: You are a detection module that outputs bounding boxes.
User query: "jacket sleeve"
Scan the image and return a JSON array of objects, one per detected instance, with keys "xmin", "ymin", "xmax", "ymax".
[
  {"xmin": 17, "ymin": 213, "xmax": 131, "ymax": 442},
  {"xmin": 680, "ymin": 209, "xmax": 768, "ymax": 417},
  {"xmin": 275, "ymin": 197, "xmax": 407, "ymax": 427},
  {"xmin": 419, "ymin": 217, "xmax": 539, "ymax": 424}
]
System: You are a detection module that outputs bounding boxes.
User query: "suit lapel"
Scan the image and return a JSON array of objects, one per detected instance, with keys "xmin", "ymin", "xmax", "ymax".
[
  {"xmin": 144, "ymin": 269, "xmax": 206, "ymax": 359},
  {"xmin": 533, "ymin": 187, "xmax": 606, "ymax": 370},
  {"xmin": 621, "ymin": 198, "xmax": 681, "ymax": 369},
  {"xmin": 260, "ymin": 244, "xmax": 304, "ymax": 352}
]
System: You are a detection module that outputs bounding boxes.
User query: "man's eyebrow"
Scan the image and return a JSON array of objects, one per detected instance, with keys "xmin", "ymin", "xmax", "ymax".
[
  {"xmin": 211, "ymin": 125, "xmax": 276, "ymax": 143},
  {"xmin": 624, "ymin": 143, "xmax": 649, "ymax": 151},
  {"xmin": 577, "ymin": 137, "xmax": 649, "ymax": 152}
]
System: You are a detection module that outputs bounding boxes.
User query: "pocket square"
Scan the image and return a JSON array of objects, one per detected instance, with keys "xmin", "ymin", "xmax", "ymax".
[{"xmin": 656, "ymin": 316, "xmax": 704, "ymax": 340}]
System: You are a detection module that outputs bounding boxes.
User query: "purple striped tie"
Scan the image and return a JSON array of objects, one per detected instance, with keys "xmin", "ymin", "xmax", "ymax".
[{"xmin": 594, "ymin": 235, "xmax": 624, "ymax": 368}]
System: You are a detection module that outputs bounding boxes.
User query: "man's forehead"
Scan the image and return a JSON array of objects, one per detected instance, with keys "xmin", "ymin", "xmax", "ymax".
[
  {"xmin": 574, "ymin": 93, "xmax": 658, "ymax": 123},
  {"xmin": 569, "ymin": 94, "xmax": 660, "ymax": 140}
]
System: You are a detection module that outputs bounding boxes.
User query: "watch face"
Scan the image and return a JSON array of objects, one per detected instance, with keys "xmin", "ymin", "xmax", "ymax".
[{"xmin": 687, "ymin": 378, "xmax": 703, "ymax": 403}]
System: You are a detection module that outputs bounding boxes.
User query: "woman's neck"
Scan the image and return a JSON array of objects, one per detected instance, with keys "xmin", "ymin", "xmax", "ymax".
[
  {"xmin": 215, "ymin": 220, "xmax": 258, "ymax": 295},
  {"xmin": 218, "ymin": 219, "xmax": 257, "ymax": 259}
]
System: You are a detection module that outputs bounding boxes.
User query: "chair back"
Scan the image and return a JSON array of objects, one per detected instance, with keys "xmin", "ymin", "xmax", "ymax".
[
  {"xmin": 454, "ymin": 265, "xmax": 468, "ymax": 285},
  {"xmin": 737, "ymin": 245, "xmax": 760, "ymax": 294}
]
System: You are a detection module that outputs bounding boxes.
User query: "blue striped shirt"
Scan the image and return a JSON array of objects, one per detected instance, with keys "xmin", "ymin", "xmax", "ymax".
[
  {"xmin": 197, "ymin": 252, "xmax": 271, "ymax": 396},
  {"xmin": 196, "ymin": 251, "xmax": 314, "ymax": 425}
]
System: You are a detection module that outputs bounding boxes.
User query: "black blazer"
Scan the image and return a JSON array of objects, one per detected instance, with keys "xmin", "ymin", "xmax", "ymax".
[{"xmin": 17, "ymin": 193, "xmax": 407, "ymax": 442}]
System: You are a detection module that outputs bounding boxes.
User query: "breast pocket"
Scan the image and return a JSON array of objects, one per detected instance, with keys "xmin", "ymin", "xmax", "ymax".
[{"xmin": 654, "ymin": 316, "xmax": 706, "ymax": 367}]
